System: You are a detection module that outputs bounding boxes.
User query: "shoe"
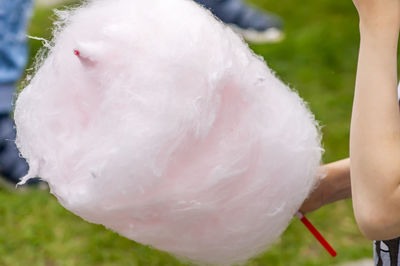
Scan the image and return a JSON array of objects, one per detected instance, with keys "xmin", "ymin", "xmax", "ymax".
[
  {"xmin": 0, "ymin": 113, "xmax": 47, "ymax": 189},
  {"xmin": 194, "ymin": 0, "xmax": 284, "ymax": 43}
]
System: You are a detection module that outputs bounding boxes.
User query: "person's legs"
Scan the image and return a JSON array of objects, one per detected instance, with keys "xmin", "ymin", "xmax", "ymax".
[
  {"xmin": 0, "ymin": 83, "xmax": 15, "ymax": 114},
  {"xmin": 0, "ymin": 113, "xmax": 29, "ymax": 184},
  {"xmin": 0, "ymin": 0, "xmax": 33, "ymax": 185},
  {"xmin": 194, "ymin": 0, "xmax": 283, "ymax": 43}
]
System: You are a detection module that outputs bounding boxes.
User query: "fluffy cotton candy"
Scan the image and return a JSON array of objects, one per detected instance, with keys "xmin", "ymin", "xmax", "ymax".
[{"xmin": 15, "ymin": 0, "xmax": 322, "ymax": 265}]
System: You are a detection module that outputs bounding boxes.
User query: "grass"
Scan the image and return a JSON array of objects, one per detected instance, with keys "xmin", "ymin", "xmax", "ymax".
[{"xmin": 0, "ymin": 0, "xmax": 374, "ymax": 265}]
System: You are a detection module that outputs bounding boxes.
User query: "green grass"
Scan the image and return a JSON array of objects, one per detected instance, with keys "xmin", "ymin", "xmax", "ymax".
[{"xmin": 1, "ymin": 0, "xmax": 374, "ymax": 265}]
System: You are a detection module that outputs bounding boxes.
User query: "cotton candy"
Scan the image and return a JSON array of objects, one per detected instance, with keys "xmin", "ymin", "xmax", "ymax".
[{"xmin": 14, "ymin": 0, "xmax": 323, "ymax": 265}]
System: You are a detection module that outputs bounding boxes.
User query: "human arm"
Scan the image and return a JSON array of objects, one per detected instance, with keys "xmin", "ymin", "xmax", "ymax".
[
  {"xmin": 300, "ymin": 158, "xmax": 351, "ymax": 214},
  {"xmin": 350, "ymin": 0, "xmax": 400, "ymax": 240}
]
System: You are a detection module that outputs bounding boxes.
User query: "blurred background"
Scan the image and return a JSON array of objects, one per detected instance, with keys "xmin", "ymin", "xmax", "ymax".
[{"xmin": 0, "ymin": 0, "xmax": 373, "ymax": 265}]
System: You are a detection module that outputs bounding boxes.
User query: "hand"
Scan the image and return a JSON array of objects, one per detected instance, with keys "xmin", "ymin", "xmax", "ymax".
[
  {"xmin": 352, "ymin": 0, "xmax": 400, "ymax": 33},
  {"xmin": 300, "ymin": 174, "xmax": 325, "ymax": 214},
  {"xmin": 300, "ymin": 159, "xmax": 351, "ymax": 214}
]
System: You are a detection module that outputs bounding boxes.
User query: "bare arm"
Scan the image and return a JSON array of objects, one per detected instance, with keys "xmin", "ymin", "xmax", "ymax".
[
  {"xmin": 350, "ymin": 0, "xmax": 400, "ymax": 240},
  {"xmin": 300, "ymin": 158, "xmax": 351, "ymax": 214}
]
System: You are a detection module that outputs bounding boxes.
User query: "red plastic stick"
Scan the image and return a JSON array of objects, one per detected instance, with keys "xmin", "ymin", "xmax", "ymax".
[{"xmin": 296, "ymin": 212, "xmax": 337, "ymax": 257}]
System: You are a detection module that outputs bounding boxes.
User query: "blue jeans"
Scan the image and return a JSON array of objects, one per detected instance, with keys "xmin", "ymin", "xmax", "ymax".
[{"xmin": 0, "ymin": 0, "xmax": 32, "ymax": 114}]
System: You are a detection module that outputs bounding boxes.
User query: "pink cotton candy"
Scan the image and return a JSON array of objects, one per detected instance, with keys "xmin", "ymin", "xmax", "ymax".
[{"xmin": 15, "ymin": 0, "xmax": 323, "ymax": 265}]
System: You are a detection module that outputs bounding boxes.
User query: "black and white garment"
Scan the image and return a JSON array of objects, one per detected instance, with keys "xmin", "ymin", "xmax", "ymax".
[{"xmin": 374, "ymin": 239, "xmax": 400, "ymax": 266}]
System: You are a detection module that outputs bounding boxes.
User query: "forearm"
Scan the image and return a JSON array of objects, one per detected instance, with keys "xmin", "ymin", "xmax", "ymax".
[
  {"xmin": 322, "ymin": 158, "xmax": 351, "ymax": 206},
  {"xmin": 350, "ymin": 23, "xmax": 400, "ymax": 239},
  {"xmin": 300, "ymin": 158, "xmax": 351, "ymax": 214}
]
